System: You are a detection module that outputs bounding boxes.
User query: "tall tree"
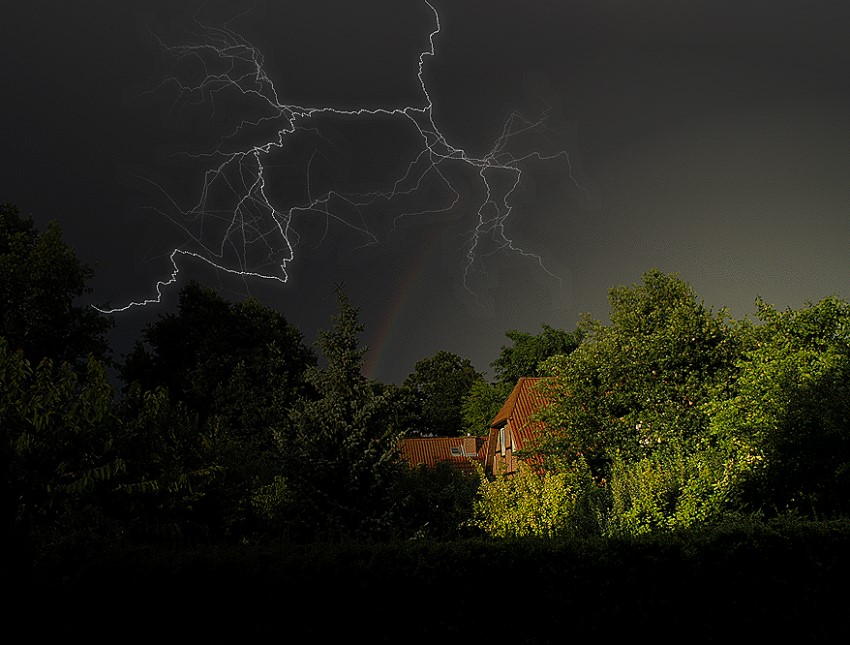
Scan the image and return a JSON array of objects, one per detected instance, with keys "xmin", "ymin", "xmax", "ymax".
[
  {"xmin": 2, "ymin": 337, "xmax": 224, "ymax": 563},
  {"xmin": 492, "ymin": 323, "xmax": 584, "ymax": 385},
  {"xmin": 0, "ymin": 204, "xmax": 113, "ymax": 368},
  {"xmin": 272, "ymin": 286, "xmax": 405, "ymax": 539},
  {"xmin": 403, "ymin": 350, "xmax": 484, "ymax": 436},
  {"xmin": 120, "ymin": 281, "xmax": 316, "ymax": 538},
  {"xmin": 121, "ymin": 280, "xmax": 314, "ymax": 414},
  {"xmin": 533, "ymin": 270, "xmax": 746, "ymax": 535},
  {"xmin": 709, "ymin": 296, "xmax": 850, "ymax": 517},
  {"xmin": 540, "ymin": 269, "xmax": 740, "ymax": 474}
]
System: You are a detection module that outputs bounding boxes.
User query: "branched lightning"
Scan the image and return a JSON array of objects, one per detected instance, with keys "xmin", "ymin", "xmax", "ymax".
[{"xmin": 96, "ymin": 1, "xmax": 584, "ymax": 313}]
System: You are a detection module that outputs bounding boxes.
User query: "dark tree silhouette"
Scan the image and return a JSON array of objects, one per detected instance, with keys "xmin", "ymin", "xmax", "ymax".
[
  {"xmin": 272, "ymin": 286, "xmax": 406, "ymax": 539},
  {"xmin": 0, "ymin": 203, "xmax": 113, "ymax": 368},
  {"xmin": 403, "ymin": 350, "xmax": 484, "ymax": 436}
]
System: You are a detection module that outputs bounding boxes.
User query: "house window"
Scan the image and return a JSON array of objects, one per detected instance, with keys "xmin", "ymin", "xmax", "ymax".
[
  {"xmin": 450, "ymin": 447, "xmax": 463, "ymax": 457},
  {"xmin": 500, "ymin": 427, "xmax": 506, "ymax": 458}
]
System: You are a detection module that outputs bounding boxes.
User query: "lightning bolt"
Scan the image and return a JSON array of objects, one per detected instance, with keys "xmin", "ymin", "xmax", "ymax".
[{"xmin": 95, "ymin": 1, "xmax": 584, "ymax": 314}]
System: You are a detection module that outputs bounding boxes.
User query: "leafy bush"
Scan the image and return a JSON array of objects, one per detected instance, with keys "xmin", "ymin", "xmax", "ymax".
[
  {"xmin": 470, "ymin": 460, "xmax": 602, "ymax": 538},
  {"xmin": 387, "ymin": 461, "xmax": 481, "ymax": 540},
  {"xmin": 606, "ymin": 437, "xmax": 762, "ymax": 535},
  {"xmin": 708, "ymin": 296, "xmax": 850, "ymax": 516}
]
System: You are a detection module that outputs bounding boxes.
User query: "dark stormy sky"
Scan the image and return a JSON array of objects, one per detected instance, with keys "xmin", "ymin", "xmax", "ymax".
[{"xmin": 3, "ymin": 0, "xmax": 849, "ymax": 384}]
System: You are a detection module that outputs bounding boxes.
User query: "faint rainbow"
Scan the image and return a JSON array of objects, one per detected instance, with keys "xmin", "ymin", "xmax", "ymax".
[{"xmin": 365, "ymin": 227, "xmax": 442, "ymax": 380}]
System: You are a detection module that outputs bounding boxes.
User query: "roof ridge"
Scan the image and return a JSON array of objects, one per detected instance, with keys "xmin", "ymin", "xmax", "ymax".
[{"xmin": 490, "ymin": 376, "xmax": 547, "ymax": 428}]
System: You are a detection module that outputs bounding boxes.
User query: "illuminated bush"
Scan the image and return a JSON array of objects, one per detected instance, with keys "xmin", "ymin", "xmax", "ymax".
[{"xmin": 470, "ymin": 460, "xmax": 600, "ymax": 538}]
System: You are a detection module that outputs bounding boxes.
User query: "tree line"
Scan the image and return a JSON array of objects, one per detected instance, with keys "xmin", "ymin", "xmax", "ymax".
[
  {"xmin": 473, "ymin": 269, "xmax": 850, "ymax": 539},
  {"xmin": 0, "ymin": 203, "xmax": 573, "ymax": 557},
  {"xmin": 3, "ymin": 203, "xmax": 850, "ymax": 572}
]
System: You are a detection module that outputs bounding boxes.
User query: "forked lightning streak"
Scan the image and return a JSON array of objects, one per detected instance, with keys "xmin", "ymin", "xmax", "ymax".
[{"xmin": 96, "ymin": 1, "xmax": 584, "ymax": 314}]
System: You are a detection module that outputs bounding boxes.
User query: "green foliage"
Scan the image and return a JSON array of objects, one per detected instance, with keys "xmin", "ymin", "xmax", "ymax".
[
  {"xmin": 6, "ymin": 206, "xmax": 850, "ymax": 554},
  {"xmin": 530, "ymin": 270, "xmax": 748, "ymax": 536},
  {"xmin": 606, "ymin": 437, "xmax": 761, "ymax": 535},
  {"xmin": 492, "ymin": 323, "xmax": 584, "ymax": 384},
  {"xmin": 403, "ymin": 350, "xmax": 484, "ymax": 436},
  {"xmin": 119, "ymin": 280, "xmax": 316, "ymax": 539},
  {"xmin": 533, "ymin": 273, "xmax": 850, "ymax": 536},
  {"xmin": 387, "ymin": 462, "xmax": 481, "ymax": 539},
  {"xmin": 121, "ymin": 280, "xmax": 315, "ymax": 417},
  {"xmin": 539, "ymin": 269, "xmax": 740, "ymax": 478},
  {"xmin": 110, "ymin": 385, "xmax": 223, "ymax": 542},
  {"xmin": 250, "ymin": 475, "xmax": 293, "ymax": 532},
  {"xmin": 708, "ymin": 296, "xmax": 850, "ymax": 516},
  {"xmin": 461, "ymin": 379, "xmax": 513, "ymax": 436},
  {"xmin": 470, "ymin": 460, "xmax": 601, "ymax": 538},
  {"xmin": 0, "ymin": 203, "xmax": 113, "ymax": 368},
  {"xmin": 274, "ymin": 286, "xmax": 407, "ymax": 539},
  {"xmin": 1, "ymin": 339, "xmax": 122, "ymax": 555},
  {"xmin": 2, "ymin": 337, "xmax": 227, "ymax": 555}
]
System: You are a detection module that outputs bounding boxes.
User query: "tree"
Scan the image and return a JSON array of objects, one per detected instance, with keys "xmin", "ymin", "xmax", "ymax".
[
  {"xmin": 403, "ymin": 350, "xmax": 484, "ymax": 436},
  {"xmin": 1, "ymin": 340, "xmax": 123, "ymax": 565},
  {"xmin": 271, "ymin": 286, "xmax": 406, "ymax": 539},
  {"xmin": 458, "ymin": 323, "xmax": 581, "ymax": 438},
  {"xmin": 461, "ymin": 379, "xmax": 513, "ymax": 436},
  {"xmin": 120, "ymin": 281, "xmax": 316, "ymax": 538},
  {"xmin": 492, "ymin": 323, "xmax": 584, "ymax": 385},
  {"xmin": 120, "ymin": 281, "xmax": 315, "ymax": 452},
  {"xmin": 540, "ymin": 270, "xmax": 740, "ymax": 473},
  {"xmin": 109, "ymin": 384, "xmax": 222, "ymax": 543},
  {"xmin": 1, "ymin": 336, "xmax": 226, "ymax": 563},
  {"xmin": 0, "ymin": 203, "xmax": 112, "ymax": 368},
  {"xmin": 536, "ymin": 270, "xmax": 744, "ymax": 534},
  {"xmin": 708, "ymin": 296, "xmax": 850, "ymax": 517},
  {"xmin": 387, "ymin": 461, "xmax": 481, "ymax": 540},
  {"xmin": 121, "ymin": 280, "xmax": 314, "ymax": 413}
]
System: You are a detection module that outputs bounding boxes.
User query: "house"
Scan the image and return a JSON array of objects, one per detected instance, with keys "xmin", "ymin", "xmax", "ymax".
[
  {"xmin": 484, "ymin": 377, "xmax": 549, "ymax": 476},
  {"xmin": 398, "ymin": 435, "xmax": 487, "ymax": 473},
  {"xmin": 398, "ymin": 376, "xmax": 551, "ymax": 476}
]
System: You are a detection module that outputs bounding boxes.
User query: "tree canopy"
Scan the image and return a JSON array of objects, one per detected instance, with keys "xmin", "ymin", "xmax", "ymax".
[
  {"xmin": 470, "ymin": 270, "xmax": 850, "ymax": 538},
  {"xmin": 120, "ymin": 280, "xmax": 315, "ymax": 419},
  {"xmin": 539, "ymin": 269, "xmax": 740, "ymax": 476},
  {"xmin": 270, "ymin": 286, "xmax": 407, "ymax": 539},
  {"xmin": 709, "ymin": 296, "xmax": 850, "ymax": 516},
  {"xmin": 0, "ymin": 203, "xmax": 113, "ymax": 368},
  {"xmin": 403, "ymin": 350, "xmax": 484, "ymax": 436},
  {"xmin": 492, "ymin": 323, "xmax": 584, "ymax": 385},
  {"xmin": 119, "ymin": 280, "xmax": 318, "ymax": 537},
  {"xmin": 5, "ymin": 203, "xmax": 850, "ymax": 554}
]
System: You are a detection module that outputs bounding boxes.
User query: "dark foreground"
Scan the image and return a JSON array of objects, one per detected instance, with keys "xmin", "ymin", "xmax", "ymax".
[{"xmin": 12, "ymin": 519, "xmax": 850, "ymax": 643}]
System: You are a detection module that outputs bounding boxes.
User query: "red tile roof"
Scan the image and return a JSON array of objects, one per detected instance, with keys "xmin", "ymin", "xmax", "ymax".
[
  {"xmin": 398, "ymin": 436, "xmax": 486, "ymax": 472},
  {"xmin": 490, "ymin": 377, "xmax": 549, "ymax": 453}
]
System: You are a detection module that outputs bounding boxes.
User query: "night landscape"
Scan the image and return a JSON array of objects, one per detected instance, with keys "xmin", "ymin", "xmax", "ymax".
[{"xmin": 3, "ymin": 1, "xmax": 850, "ymax": 640}]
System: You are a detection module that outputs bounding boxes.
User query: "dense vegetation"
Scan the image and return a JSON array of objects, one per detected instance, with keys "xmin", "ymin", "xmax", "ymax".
[
  {"xmin": 4, "ymin": 203, "xmax": 849, "ymax": 638},
  {"xmin": 472, "ymin": 272, "xmax": 850, "ymax": 540}
]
